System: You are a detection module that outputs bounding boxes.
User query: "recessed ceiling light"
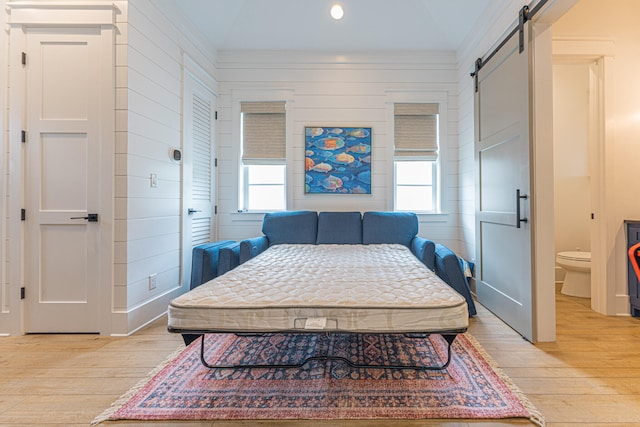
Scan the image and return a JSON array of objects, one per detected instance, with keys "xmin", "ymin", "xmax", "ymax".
[{"xmin": 330, "ymin": 4, "xmax": 344, "ymax": 20}]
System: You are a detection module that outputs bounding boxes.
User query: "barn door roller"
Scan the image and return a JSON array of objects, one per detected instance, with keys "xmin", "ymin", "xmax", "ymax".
[{"xmin": 470, "ymin": 1, "xmax": 549, "ymax": 92}]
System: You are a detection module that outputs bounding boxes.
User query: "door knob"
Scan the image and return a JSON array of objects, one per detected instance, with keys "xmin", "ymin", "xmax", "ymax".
[
  {"xmin": 188, "ymin": 208, "xmax": 201, "ymax": 215},
  {"xmin": 70, "ymin": 213, "xmax": 99, "ymax": 222}
]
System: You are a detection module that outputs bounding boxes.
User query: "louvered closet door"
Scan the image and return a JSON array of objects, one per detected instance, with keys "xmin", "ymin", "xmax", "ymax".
[{"xmin": 182, "ymin": 71, "xmax": 216, "ymax": 288}]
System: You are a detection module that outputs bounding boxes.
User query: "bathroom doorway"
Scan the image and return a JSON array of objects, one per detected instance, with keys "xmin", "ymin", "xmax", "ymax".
[{"xmin": 552, "ymin": 55, "xmax": 604, "ymax": 312}]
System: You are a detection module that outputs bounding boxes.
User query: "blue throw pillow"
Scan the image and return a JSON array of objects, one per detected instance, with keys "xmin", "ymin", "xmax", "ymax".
[
  {"xmin": 262, "ymin": 211, "xmax": 318, "ymax": 245},
  {"xmin": 316, "ymin": 211, "xmax": 362, "ymax": 244},
  {"xmin": 362, "ymin": 211, "xmax": 418, "ymax": 247}
]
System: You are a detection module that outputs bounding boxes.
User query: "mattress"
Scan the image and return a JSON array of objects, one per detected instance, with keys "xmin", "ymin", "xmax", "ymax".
[{"xmin": 168, "ymin": 244, "xmax": 468, "ymax": 334}]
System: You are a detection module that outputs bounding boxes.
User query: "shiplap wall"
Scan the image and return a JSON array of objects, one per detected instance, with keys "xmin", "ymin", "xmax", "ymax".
[
  {"xmin": 215, "ymin": 51, "xmax": 462, "ymax": 251},
  {"xmin": 114, "ymin": 0, "xmax": 217, "ymax": 333}
]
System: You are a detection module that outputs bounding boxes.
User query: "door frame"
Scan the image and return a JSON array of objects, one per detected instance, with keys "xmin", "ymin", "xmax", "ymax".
[
  {"xmin": 5, "ymin": 3, "xmax": 115, "ymax": 335},
  {"xmin": 552, "ymin": 38, "xmax": 615, "ymax": 315}
]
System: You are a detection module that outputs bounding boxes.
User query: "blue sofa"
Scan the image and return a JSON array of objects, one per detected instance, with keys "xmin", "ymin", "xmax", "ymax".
[
  {"xmin": 183, "ymin": 211, "xmax": 476, "ymax": 346},
  {"xmin": 219, "ymin": 211, "xmax": 476, "ymax": 315}
]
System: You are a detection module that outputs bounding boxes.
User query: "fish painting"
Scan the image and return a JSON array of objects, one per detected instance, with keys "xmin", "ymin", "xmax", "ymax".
[
  {"xmin": 306, "ymin": 127, "xmax": 324, "ymax": 137},
  {"xmin": 346, "ymin": 145, "xmax": 371, "ymax": 154},
  {"xmin": 311, "ymin": 162, "xmax": 333, "ymax": 173},
  {"xmin": 304, "ymin": 126, "xmax": 371, "ymax": 194},
  {"xmin": 314, "ymin": 137, "xmax": 345, "ymax": 151},
  {"xmin": 322, "ymin": 175, "xmax": 343, "ymax": 191},
  {"xmin": 305, "ymin": 157, "xmax": 315, "ymax": 171},
  {"xmin": 346, "ymin": 128, "xmax": 369, "ymax": 138},
  {"xmin": 356, "ymin": 170, "xmax": 371, "ymax": 185},
  {"xmin": 334, "ymin": 152, "xmax": 355, "ymax": 164}
]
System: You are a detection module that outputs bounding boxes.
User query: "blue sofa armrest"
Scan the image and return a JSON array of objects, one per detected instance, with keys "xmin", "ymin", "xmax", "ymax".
[
  {"xmin": 218, "ymin": 242, "xmax": 241, "ymax": 276},
  {"xmin": 190, "ymin": 240, "xmax": 235, "ymax": 290},
  {"xmin": 239, "ymin": 235, "xmax": 269, "ymax": 264},
  {"xmin": 434, "ymin": 243, "xmax": 477, "ymax": 316},
  {"xmin": 411, "ymin": 236, "xmax": 436, "ymax": 271}
]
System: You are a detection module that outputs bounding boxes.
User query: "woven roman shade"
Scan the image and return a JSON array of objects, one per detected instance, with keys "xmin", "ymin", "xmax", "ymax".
[
  {"xmin": 394, "ymin": 103, "xmax": 439, "ymax": 160},
  {"xmin": 241, "ymin": 101, "xmax": 286, "ymax": 164}
]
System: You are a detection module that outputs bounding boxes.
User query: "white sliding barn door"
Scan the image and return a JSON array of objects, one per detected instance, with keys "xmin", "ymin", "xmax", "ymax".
[
  {"xmin": 475, "ymin": 22, "xmax": 534, "ymax": 341},
  {"xmin": 23, "ymin": 28, "xmax": 107, "ymax": 332},
  {"xmin": 181, "ymin": 71, "xmax": 217, "ymax": 288}
]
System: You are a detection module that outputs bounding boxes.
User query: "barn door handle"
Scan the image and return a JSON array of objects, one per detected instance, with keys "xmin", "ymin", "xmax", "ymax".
[
  {"xmin": 188, "ymin": 208, "xmax": 201, "ymax": 215},
  {"xmin": 516, "ymin": 189, "xmax": 528, "ymax": 228},
  {"xmin": 70, "ymin": 213, "xmax": 99, "ymax": 222}
]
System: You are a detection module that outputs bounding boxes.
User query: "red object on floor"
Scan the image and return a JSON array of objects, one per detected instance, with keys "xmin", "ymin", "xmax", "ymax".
[{"xmin": 629, "ymin": 242, "xmax": 640, "ymax": 283}]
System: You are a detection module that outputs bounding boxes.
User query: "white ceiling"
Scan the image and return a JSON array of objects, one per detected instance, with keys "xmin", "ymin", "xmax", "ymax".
[{"xmin": 169, "ymin": 0, "xmax": 501, "ymax": 52}]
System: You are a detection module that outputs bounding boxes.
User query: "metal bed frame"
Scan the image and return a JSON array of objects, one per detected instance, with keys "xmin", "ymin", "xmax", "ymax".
[{"xmin": 169, "ymin": 328, "xmax": 467, "ymax": 371}]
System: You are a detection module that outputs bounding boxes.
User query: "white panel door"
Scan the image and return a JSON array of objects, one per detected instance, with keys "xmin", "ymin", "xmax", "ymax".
[
  {"xmin": 475, "ymin": 22, "xmax": 534, "ymax": 341},
  {"xmin": 24, "ymin": 28, "xmax": 103, "ymax": 332},
  {"xmin": 181, "ymin": 72, "xmax": 216, "ymax": 287}
]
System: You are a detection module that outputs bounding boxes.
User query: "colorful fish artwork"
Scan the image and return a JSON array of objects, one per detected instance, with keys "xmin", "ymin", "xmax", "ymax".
[
  {"xmin": 305, "ymin": 127, "xmax": 371, "ymax": 194},
  {"xmin": 311, "ymin": 162, "xmax": 333, "ymax": 173},
  {"xmin": 346, "ymin": 145, "xmax": 371, "ymax": 154},
  {"xmin": 346, "ymin": 128, "xmax": 369, "ymax": 138},
  {"xmin": 322, "ymin": 175, "xmax": 343, "ymax": 191},
  {"xmin": 334, "ymin": 153, "xmax": 355, "ymax": 164}
]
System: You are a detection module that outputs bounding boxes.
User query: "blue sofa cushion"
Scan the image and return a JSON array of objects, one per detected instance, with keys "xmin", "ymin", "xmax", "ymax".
[
  {"xmin": 362, "ymin": 211, "xmax": 418, "ymax": 247},
  {"xmin": 316, "ymin": 211, "xmax": 362, "ymax": 244},
  {"xmin": 262, "ymin": 211, "xmax": 318, "ymax": 245}
]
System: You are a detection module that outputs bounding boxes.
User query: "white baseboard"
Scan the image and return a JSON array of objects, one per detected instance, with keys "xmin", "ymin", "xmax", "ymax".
[{"xmin": 110, "ymin": 285, "xmax": 187, "ymax": 336}]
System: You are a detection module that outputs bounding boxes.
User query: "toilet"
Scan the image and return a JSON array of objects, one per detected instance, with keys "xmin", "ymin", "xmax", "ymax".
[{"xmin": 555, "ymin": 251, "xmax": 591, "ymax": 298}]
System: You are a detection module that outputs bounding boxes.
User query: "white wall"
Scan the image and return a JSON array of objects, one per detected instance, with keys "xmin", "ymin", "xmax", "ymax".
[
  {"xmin": 214, "ymin": 51, "xmax": 462, "ymax": 250},
  {"xmin": 0, "ymin": 0, "xmax": 7, "ymax": 333},
  {"xmin": 553, "ymin": 62, "xmax": 591, "ymax": 255},
  {"xmin": 113, "ymin": 0, "xmax": 217, "ymax": 333},
  {"xmin": 553, "ymin": 0, "xmax": 640, "ymax": 314}
]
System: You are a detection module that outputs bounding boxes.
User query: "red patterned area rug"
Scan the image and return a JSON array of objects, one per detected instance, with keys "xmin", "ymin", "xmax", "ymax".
[{"xmin": 93, "ymin": 333, "xmax": 544, "ymax": 426}]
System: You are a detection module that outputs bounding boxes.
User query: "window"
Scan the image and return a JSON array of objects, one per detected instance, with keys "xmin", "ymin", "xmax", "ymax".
[
  {"xmin": 244, "ymin": 164, "xmax": 285, "ymax": 211},
  {"xmin": 240, "ymin": 101, "xmax": 286, "ymax": 211},
  {"xmin": 393, "ymin": 103, "xmax": 439, "ymax": 212}
]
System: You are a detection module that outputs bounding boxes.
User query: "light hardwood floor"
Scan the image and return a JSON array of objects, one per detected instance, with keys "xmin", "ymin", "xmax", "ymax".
[{"xmin": 1, "ymin": 290, "xmax": 640, "ymax": 426}]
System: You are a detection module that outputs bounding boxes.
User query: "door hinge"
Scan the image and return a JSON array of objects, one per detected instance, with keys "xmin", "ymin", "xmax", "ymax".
[
  {"xmin": 215, "ymin": 111, "xmax": 218, "ymax": 120},
  {"xmin": 214, "ymin": 158, "xmax": 218, "ymax": 167},
  {"xmin": 20, "ymin": 287, "xmax": 25, "ymax": 299},
  {"xmin": 21, "ymin": 130, "xmax": 26, "ymax": 143},
  {"xmin": 21, "ymin": 52, "xmax": 26, "ymax": 66},
  {"xmin": 21, "ymin": 208, "xmax": 26, "ymax": 221},
  {"xmin": 214, "ymin": 205, "xmax": 218, "ymax": 215}
]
